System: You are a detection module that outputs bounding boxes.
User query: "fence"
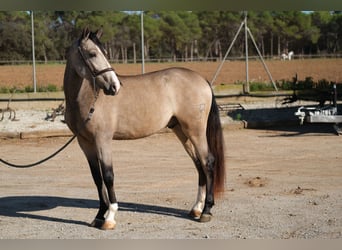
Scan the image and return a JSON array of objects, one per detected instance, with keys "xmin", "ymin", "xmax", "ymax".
[{"xmin": 0, "ymin": 53, "xmax": 341, "ymax": 66}]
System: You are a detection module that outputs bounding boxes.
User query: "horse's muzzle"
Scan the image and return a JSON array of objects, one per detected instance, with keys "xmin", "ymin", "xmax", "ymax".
[{"xmin": 103, "ymin": 83, "xmax": 119, "ymax": 96}]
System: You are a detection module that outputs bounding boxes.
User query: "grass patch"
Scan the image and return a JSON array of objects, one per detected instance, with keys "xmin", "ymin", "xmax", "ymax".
[
  {"xmin": 0, "ymin": 84, "xmax": 60, "ymax": 94},
  {"xmin": 249, "ymin": 77, "xmax": 340, "ymax": 92},
  {"xmin": 249, "ymin": 82, "xmax": 275, "ymax": 92}
]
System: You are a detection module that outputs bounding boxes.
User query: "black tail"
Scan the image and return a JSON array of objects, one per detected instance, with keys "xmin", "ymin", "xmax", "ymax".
[{"xmin": 206, "ymin": 93, "xmax": 226, "ymax": 196}]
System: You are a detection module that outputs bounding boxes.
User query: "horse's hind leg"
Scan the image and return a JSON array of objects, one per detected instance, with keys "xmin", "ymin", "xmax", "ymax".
[
  {"xmin": 190, "ymin": 135, "xmax": 215, "ymax": 223},
  {"xmin": 77, "ymin": 136, "xmax": 118, "ymax": 230},
  {"xmin": 172, "ymin": 125, "xmax": 207, "ymax": 220}
]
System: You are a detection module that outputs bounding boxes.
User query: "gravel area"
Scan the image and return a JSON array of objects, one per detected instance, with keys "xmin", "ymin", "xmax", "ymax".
[{"xmin": 0, "ymin": 110, "xmax": 67, "ymax": 134}]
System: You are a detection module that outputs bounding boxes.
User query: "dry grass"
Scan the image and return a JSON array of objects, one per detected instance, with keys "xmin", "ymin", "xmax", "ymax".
[{"xmin": 0, "ymin": 59, "xmax": 341, "ymax": 91}]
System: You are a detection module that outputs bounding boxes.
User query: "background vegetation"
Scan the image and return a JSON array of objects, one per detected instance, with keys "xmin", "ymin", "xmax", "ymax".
[{"xmin": 0, "ymin": 11, "xmax": 341, "ymax": 64}]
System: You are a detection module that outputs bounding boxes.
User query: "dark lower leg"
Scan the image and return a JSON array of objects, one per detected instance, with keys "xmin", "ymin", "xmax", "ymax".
[
  {"xmin": 87, "ymin": 159, "xmax": 108, "ymax": 222},
  {"xmin": 101, "ymin": 161, "xmax": 117, "ymax": 204},
  {"xmin": 200, "ymin": 154, "xmax": 215, "ymax": 221}
]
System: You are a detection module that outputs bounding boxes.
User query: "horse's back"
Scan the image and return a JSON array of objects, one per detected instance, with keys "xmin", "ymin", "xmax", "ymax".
[
  {"xmin": 119, "ymin": 67, "xmax": 212, "ymax": 101},
  {"xmin": 110, "ymin": 67, "xmax": 213, "ymax": 139},
  {"xmin": 118, "ymin": 67, "xmax": 212, "ymax": 110}
]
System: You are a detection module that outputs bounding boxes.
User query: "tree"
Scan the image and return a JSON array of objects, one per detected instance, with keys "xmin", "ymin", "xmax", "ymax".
[
  {"xmin": 328, "ymin": 13, "xmax": 342, "ymax": 53},
  {"xmin": 136, "ymin": 11, "xmax": 163, "ymax": 61},
  {"xmin": 196, "ymin": 11, "xmax": 242, "ymax": 60},
  {"xmin": 33, "ymin": 11, "xmax": 59, "ymax": 62},
  {"xmin": 158, "ymin": 11, "xmax": 201, "ymax": 61},
  {"xmin": 0, "ymin": 10, "xmax": 340, "ymax": 63},
  {"xmin": 311, "ymin": 11, "xmax": 332, "ymax": 53},
  {"xmin": 196, "ymin": 11, "xmax": 222, "ymax": 60},
  {"xmin": 0, "ymin": 11, "xmax": 31, "ymax": 61},
  {"xmin": 50, "ymin": 11, "xmax": 82, "ymax": 60},
  {"xmin": 249, "ymin": 11, "xmax": 276, "ymax": 57},
  {"xmin": 294, "ymin": 12, "xmax": 320, "ymax": 54},
  {"xmin": 177, "ymin": 11, "xmax": 202, "ymax": 61}
]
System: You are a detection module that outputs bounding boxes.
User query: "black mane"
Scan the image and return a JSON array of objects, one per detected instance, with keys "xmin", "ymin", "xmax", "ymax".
[
  {"xmin": 89, "ymin": 32, "xmax": 107, "ymax": 56},
  {"xmin": 77, "ymin": 30, "xmax": 107, "ymax": 56}
]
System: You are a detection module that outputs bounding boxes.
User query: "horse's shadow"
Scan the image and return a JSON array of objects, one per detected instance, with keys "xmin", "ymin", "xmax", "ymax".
[{"xmin": 0, "ymin": 196, "xmax": 192, "ymax": 227}]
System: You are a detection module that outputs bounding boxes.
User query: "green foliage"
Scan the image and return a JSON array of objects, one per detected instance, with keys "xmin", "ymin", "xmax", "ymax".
[
  {"xmin": 0, "ymin": 86, "xmax": 10, "ymax": 93},
  {"xmin": 38, "ymin": 84, "xmax": 58, "ymax": 92},
  {"xmin": 249, "ymin": 82, "xmax": 275, "ymax": 92},
  {"xmin": 0, "ymin": 11, "xmax": 341, "ymax": 63},
  {"xmin": 24, "ymin": 86, "xmax": 34, "ymax": 92},
  {"xmin": 251, "ymin": 77, "xmax": 340, "ymax": 92},
  {"xmin": 0, "ymin": 84, "xmax": 59, "ymax": 93}
]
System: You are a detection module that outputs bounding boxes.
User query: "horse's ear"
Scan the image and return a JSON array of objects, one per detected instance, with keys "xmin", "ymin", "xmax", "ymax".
[
  {"xmin": 82, "ymin": 27, "xmax": 90, "ymax": 40},
  {"xmin": 95, "ymin": 28, "xmax": 103, "ymax": 39}
]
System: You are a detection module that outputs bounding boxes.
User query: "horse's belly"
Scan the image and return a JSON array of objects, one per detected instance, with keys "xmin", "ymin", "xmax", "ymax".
[{"xmin": 112, "ymin": 111, "xmax": 171, "ymax": 140}]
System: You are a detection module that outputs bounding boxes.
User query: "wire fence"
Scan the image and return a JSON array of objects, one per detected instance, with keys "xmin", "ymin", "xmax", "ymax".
[{"xmin": 0, "ymin": 53, "xmax": 341, "ymax": 66}]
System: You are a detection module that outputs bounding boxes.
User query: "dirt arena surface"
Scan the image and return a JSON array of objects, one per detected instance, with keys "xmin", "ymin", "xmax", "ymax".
[
  {"xmin": 0, "ymin": 125, "xmax": 341, "ymax": 239},
  {"xmin": 0, "ymin": 59, "xmax": 341, "ymax": 90}
]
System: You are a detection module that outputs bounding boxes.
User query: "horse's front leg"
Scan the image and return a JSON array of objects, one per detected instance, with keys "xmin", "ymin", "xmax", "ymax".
[
  {"xmin": 97, "ymin": 141, "xmax": 118, "ymax": 230},
  {"xmin": 87, "ymin": 155, "xmax": 110, "ymax": 228},
  {"xmin": 78, "ymin": 137, "xmax": 118, "ymax": 230}
]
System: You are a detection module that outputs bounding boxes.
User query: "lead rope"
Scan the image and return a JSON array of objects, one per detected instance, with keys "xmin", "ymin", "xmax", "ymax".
[
  {"xmin": 0, "ymin": 135, "xmax": 77, "ymax": 168},
  {"xmin": 0, "ymin": 81, "xmax": 99, "ymax": 169}
]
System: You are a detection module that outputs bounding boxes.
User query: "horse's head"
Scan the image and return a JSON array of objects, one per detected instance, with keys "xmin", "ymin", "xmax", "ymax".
[{"xmin": 75, "ymin": 27, "xmax": 121, "ymax": 96}]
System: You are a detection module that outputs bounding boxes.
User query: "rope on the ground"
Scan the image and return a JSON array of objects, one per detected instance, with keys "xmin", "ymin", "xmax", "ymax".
[{"xmin": 0, "ymin": 135, "xmax": 76, "ymax": 168}]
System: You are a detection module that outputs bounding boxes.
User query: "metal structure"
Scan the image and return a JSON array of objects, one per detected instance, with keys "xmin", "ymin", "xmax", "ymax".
[
  {"xmin": 141, "ymin": 11, "xmax": 145, "ymax": 74},
  {"xmin": 211, "ymin": 11, "xmax": 277, "ymax": 92},
  {"xmin": 31, "ymin": 11, "xmax": 37, "ymax": 93},
  {"xmin": 294, "ymin": 84, "xmax": 342, "ymax": 135}
]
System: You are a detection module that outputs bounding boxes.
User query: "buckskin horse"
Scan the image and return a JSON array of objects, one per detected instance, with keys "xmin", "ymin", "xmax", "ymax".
[{"xmin": 63, "ymin": 28, "xmax": 226, "ymax": 230}]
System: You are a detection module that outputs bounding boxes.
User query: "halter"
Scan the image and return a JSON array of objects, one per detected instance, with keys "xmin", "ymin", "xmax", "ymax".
[
  {"xmin": 77, "ymin": 46, "xmax": 115, "ymax": 79},
  {"xmin": 77, "ymin": 44, "xmax": 119, "ymax": 104}
]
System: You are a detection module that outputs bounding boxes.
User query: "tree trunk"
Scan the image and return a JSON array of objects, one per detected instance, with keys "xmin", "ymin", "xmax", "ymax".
[
  {"xmin": 214, "ymin": 40, "xmax": 222, "ymax": 61},
  {"xmin": 145, "ymin": 40, "xmax": 149, "ymax": 60},
  {"xmin": 172, "ymin": 39, "xmax": 177, "ymax": 62},
  {"xmin": 205, "ymin": 40, "xmax": 215, "ymax": 61},
  {"xmin": 120, "ymin": 45, "xmax": 125, "ymax": 63},
  {"xmin": 133, "ymin": 42, "xmax": 136, "ymax": 64},
  {"xmin": 270, "ymin": 33, "xmax": 273, "ymax": 58},
  {"xmin": 125, "ymin": 47, "xmax": 128, "ymax": 63},
  {"xmin": 277, "ymin": 35, "xmax": 281, "ymax": 56},
  {"xmin": 43, "ymin": 45, "xmax": 48, "ymax": 64},
  {"xmin": 194, "ymin": 39, "xmax": 198, "ymax": 60},
  {"xmin": 218, "ymin": 40, "xmax": 222, "ymax": 61}
]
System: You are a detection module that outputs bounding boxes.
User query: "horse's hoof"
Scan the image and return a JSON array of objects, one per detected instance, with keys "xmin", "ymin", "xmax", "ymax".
[
  {"xmin": 189, "ymin": 209, "xmax": 202, "ymax": 219},
  {"xmin": 199, "ymin": 213, "xmax": 212, "ymax": 223},
  {"xmin": 90, "ymin": 218, "xmax": 104, "ymax": 228},
  {"xmin": 101, "ymin": 220, "xmax": 116, "ymax": 230}
]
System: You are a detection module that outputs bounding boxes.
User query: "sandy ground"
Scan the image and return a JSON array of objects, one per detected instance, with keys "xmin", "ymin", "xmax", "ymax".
[
  {"xmin": 0, "ymin": 59, "xmax": 341, "ymax": 91},
  {"xmin": 0, "ymin": 121, "xmax": 341, "ymax": 239}
]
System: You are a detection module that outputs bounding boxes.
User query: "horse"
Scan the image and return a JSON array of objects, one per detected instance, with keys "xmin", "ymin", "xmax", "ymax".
[
  {"xmin": 63, "ymin": 27, "xmax": 226, "ymax": 230},
  {"xmin": 281, "ymin": 51, "xmax": 294, "ymax": 61}
]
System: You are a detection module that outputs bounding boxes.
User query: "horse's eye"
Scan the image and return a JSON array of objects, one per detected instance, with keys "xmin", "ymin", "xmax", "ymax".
[{"xmin": 89, "ymin": 52, "xmax": 97, "ymax": 58}]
